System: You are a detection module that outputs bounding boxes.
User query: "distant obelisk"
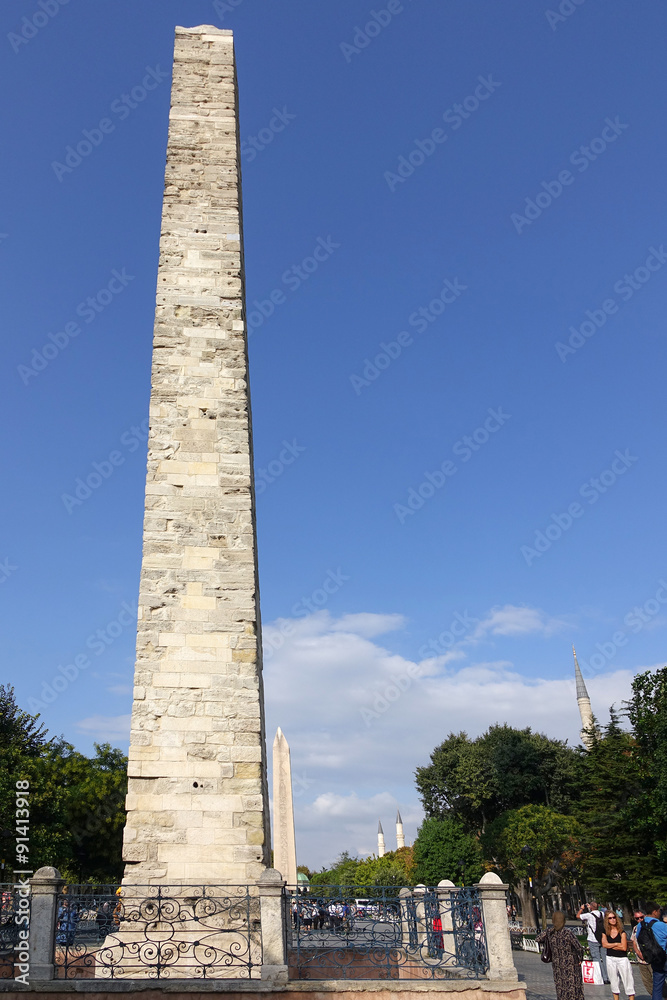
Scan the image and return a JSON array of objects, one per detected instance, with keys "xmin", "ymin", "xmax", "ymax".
[
  {"xmin": 573, "ymin": 646, "xmax": 595, "ymax": 749},
  {"xmin": 121, "ymin": 25, "xmax": 270, "ymax": 885},
  {"xmin": 272, "ymin": 728, "xmax": 297, "ymax": 886},
  {"xmin": 377, "ymin": 820, "xmax": 385, "ymax": 857},
  {"xmin": 396, "ymin": 809, "xmax": 405, "ymax": 849}
]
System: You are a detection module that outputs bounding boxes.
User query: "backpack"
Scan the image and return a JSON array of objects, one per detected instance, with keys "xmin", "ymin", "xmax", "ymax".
[
  {"xmin": 637, "ymin": 919, "xmax": 667, "ymax": 971},
  {"xmin": 591, "ymin": 911, "xmax": 604, "ymax": 944}
]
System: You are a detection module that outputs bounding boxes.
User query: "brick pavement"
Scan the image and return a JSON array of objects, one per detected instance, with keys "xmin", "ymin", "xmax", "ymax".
[{"xmin": 514, "ymin": 950, "xmax": 651, "ymax": 1000}]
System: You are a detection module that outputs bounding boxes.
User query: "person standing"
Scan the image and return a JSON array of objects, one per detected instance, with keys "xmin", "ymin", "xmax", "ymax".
[
  {"xmin": 578, "ymin": 901, "xmax": 610, "ymax": 984},
  {"xmin": 601, "ymin": 911, "xmax": 635, "ymax": 1000},
  {"xmin": 538, "ymin": 911, "xmax": 585, "ymax": 1000},
  {"xmin": 635, "ymin": 903, "xmax": 667, "ymax": 1000},
  {"xmin": 631, "ymin": 910, "xmax": 654, "ymax": 998}
]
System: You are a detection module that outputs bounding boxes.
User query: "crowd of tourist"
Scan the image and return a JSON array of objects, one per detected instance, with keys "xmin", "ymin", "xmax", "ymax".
[
  {"xmin": 537, "ymin": 900, "xmax": 667, "ymax": 1000},
  {"xmin": 291, "ymin": 899, "xmax": 370, "ymax": 933}
]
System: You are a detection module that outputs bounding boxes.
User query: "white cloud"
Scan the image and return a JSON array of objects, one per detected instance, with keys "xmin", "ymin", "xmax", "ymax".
[
  {"xmin": 107, "ymin": 684, "xmax": 132, "ymax": 695},
  {"xmin": 473, "ymin": 603, "xmax": 567, "ymax": 638},
  {"xmin": 330, "ymin": 613, "xmax": 405, "ymax": 638},
  {"xmin": 299, "ymin": 792, "xmax": 423, "ymax": 860},
  {"xmin": 262, "ymin": 610, "xmax": 636, "ymax": 870},
  {"xmin": 75, "ymin": 714, "xmax": 131, "ymax": 740}
]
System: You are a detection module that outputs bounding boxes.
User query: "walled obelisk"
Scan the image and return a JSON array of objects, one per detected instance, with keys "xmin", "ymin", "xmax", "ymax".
[
  {"xmin": 121, "ymin": 25, "xmax": 270, "ymax": 884},
  {"xmin": 272, "ymin": 728, "xmax": 297, "ymax": 886}
]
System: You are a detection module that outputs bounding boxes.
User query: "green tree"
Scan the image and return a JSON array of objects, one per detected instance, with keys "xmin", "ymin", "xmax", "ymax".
[
  {"xmin": 415, "ymin": 724, "xmax": 580, "ymax": 834},
  {"xmin": 625, "ymin": 665, "xmax": 667, "ymax": 897},
  {"xmin": 0, "ymin": 685, "xmax": 50, "ymax": 755},
  {"xmin": 309, "ymin": 848, "xmax": 414, "ymax": 891},
  {"xmin": 0, "ymin": 687, "xmax": 127, "ymax": 881},
  {"xmin": 412, "ymin": 816, "xmax": 484, "ymax": 887},
  {"xmin": 575, "ymin": 709, "xmax": 650, "ymax": 908},
  {"xmin": 482, "ymin": 804, "xmax": 582, "ymax": 928}
]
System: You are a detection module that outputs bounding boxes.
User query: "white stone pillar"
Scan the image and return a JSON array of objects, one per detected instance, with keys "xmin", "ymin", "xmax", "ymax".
[
  {"xmin": 121, "ymin": 24, "xmax": 270, "ymax": 885},
  {"xmin": 436, "ymin": 879, "xmax": 456, "ymax": 964},
  {"xmin": 29, "ymin": 866, "xmax": 64, "ymax": 982},
  {"xmin": 259, "ymin": 868, "xmax": 287, "ymax": 983},
  {"xmin": 272, "ymin": 728, "xmax": 297, "ymax": 888},
  {"xmin": 399, "ymin": 887, "xmax": 412, "ymax": 950},
  {"xmin": 476, "ymin": 871, "xmax": 518, "ymax": 981}
]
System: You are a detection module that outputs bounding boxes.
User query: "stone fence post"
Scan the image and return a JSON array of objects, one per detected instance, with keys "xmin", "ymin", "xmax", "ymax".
[
  {"xmin": 29, "ymin": 866, "xmax": 64, "ymax": 982},
  {"xmin": 259, "ymin": 868, "xmax": 288, "ymax": 983},
  {"xmin": 436, "ymin": 879, "xmax": 456, "ymax": 965},
  {"xmin": 476, "ymin": 871, "xmax": 517, "ymax": 981},
  {"xmin": 399, "ymin": 886, "xmax": 412, "ymax": 949}
]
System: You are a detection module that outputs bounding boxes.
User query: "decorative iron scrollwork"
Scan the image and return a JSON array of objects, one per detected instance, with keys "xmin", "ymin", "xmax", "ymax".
[
  {"xmin": 54, "ymin": 884, "xmax": 260, "ymax": 979},
  {"xmin": 285, "ymin": 885, "xmax": 488, "ymax": 980}
]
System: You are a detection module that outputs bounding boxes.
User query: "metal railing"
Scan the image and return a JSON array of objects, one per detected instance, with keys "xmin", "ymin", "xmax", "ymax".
[
  {"xmin": 0, "ymin": 869, "xmax": 515, "ymax": 984},
  {"xmin": 54, "ymin": 884, "xmax": 261, "ymax": 980},
  {"xmin": 0, "ymin": 884, "xmax": 27, "ymax": 979},
  {"xmin": 285, "ymin": 885, "xmax": 488, "ymax": 980}
]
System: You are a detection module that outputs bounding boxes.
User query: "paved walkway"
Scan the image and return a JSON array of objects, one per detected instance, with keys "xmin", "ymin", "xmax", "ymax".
[{"xmin": 514, "ymin": 950, "xmax": 650, "ymax": 1000}]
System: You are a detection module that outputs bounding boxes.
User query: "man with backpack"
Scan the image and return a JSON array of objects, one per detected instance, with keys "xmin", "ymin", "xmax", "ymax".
[
  {"xmin": 577, "ymin": 900, "xmax": 610, "ymax": 984},
  {"xmin": 635, "ymin": 903, "xmax": 667, "ymax": 1000},
  {"xmin": 631, "ymin": 909, "xmax": 655, "ymax": 997}
]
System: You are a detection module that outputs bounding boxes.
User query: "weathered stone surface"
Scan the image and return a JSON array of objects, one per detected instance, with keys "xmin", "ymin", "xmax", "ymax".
[
  {"xmin": 272, "ymin": 729, "xmax": 297, "ymax": 887},
  {"xmin": 122, "ymin": 25, "xmax": 270, "ymax": 885}
]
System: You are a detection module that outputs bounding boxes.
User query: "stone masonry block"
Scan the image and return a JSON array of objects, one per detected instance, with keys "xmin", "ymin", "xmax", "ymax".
[{"xmin": 122, "ymin": 26, "xmax": 270, "ymax": 885}]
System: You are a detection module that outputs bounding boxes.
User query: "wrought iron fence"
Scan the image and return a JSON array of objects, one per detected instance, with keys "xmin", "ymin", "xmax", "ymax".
[
  {"xmin": 54, "ymin": 884, "xmax": 261, "ymax": 979},
  {"xmin": 0, "ymin": 883, "xmax": 27, "ymax": 979},
  {"xmin": 285, "ymin": 885, "xmax": 488, "ymax": 980}
]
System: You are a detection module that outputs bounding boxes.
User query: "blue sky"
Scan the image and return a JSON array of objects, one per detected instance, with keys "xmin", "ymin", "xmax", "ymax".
[{"xmin": 2, "ymin": 0, "xmax": 666, "ymax": 868}]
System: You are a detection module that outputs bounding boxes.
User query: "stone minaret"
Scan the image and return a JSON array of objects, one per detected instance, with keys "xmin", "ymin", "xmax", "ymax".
[
  {"xmin": 377, "ymin": 821, "xmax": 385, "ymax": 857},
  {"xmin": 122, "ymin": 25, "xmax": 270, "ymax": 884},
  {"xmin": 573, "ymin": 645, "xmax": 595, "ymax": 749},
  {"xmin": 396, "ymin": 809, "xmax": 405, "ymax": 849},
  {"xmin": 272, "ymin": 728, "xmax": 297, "ymax": 887}
]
